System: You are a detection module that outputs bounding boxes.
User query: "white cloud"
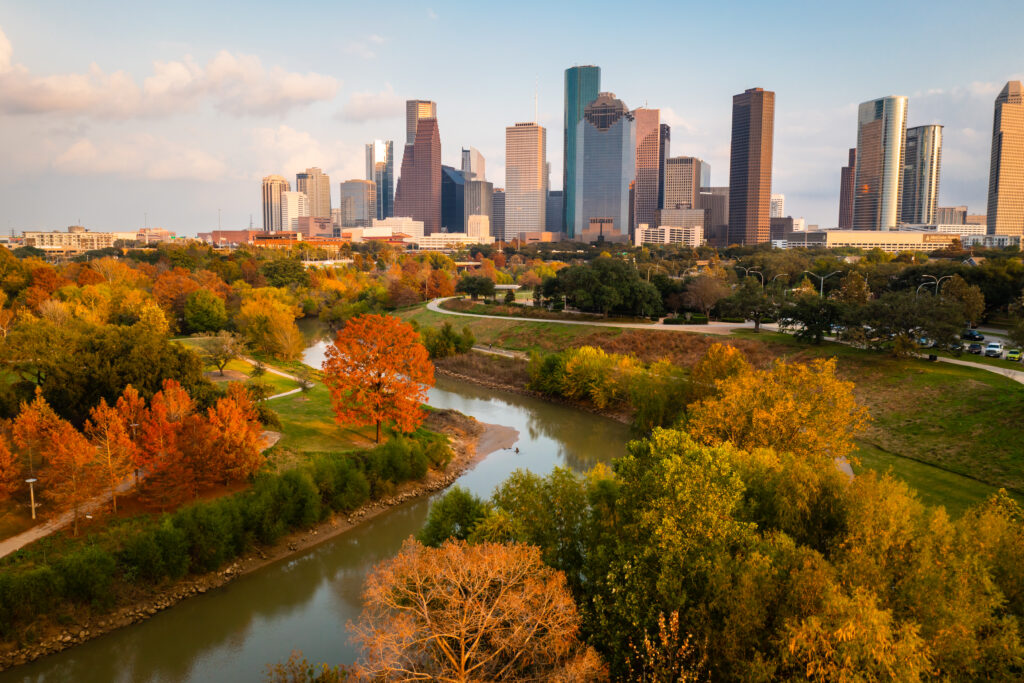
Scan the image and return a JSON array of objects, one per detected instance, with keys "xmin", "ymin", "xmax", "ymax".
[
  {"xmin": 339, "ymin": 84, "xmax": 404, "ymax": 122},
  {"xmin": 53, "ymin": 135, "xmax": 226, "ymax": 180},
  {"xmin": 0, "ymin": 25, "xmax": 339, "ymax": 118},
  {"xmin": 427, "ymin": 8, "xmax": 438, "ymax": 20},
  {"xmin": 251, "ymin": 124, "xmax": 363, "ymax": 181},
  {"xmin": 660, "ymin": 107, "xmax": 696, "ymax": 134},
  {"xmin": 343, "ymin": 34, "xmax": 387, "ymax": 60}
]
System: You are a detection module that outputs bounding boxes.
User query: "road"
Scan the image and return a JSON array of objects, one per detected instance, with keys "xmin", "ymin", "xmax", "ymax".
[{"xmin": 428, "ymin": 298, "xmax": 1024, "ymax": 386}]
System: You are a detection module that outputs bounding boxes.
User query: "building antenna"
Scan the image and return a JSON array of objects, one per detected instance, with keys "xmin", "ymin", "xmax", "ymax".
[{"xmin": 534, "ymin": 76, "xmax": 539, "ymax": 124}]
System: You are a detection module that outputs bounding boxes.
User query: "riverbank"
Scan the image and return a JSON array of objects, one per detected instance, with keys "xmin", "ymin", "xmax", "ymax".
[{"xmin": 0, "ymin": 410, "xmax": 517, "ymax": 672}]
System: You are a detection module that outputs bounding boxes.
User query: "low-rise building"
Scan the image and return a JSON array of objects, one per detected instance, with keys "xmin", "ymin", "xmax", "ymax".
[
  {"xmin": 23, "ymin": 226, "xmax": 139, "ymax": 253},
  {"xmin": 899, "ymin": 223, "xmax": 986, "ymax": 236},
  {"xmin": 634, "ymin": 223, "xmax": 703, "ymax": 247},
  {"xmin": 778, "ymin": 229, "xmax": 958, "ymax": 253},
  {"xmin": 405, "ymin": 232, "xmax": 495, "ymax": 249},
  {"xmin": 961, "ymin": 234, "xmax": 1022, "ymax": 248},
  {"xmin": 371, "ymin": 217, "xmax": 424, "ymax": 238}
]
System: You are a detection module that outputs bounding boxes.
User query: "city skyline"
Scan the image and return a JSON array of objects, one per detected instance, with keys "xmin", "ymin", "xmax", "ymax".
[{"xmin": 0, "ymin": 1, "xmax": 1022, "ymax": 234}]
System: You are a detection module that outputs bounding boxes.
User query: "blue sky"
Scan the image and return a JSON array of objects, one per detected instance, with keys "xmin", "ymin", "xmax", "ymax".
[{"xmin": 1, "ymin": 0, "xmax": 1021, "ymax": 234}]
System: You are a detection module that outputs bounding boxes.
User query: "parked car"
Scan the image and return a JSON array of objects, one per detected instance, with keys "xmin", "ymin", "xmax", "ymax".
[
  {"xmin": 1007, "ymin": 349, "xmax": 1022, "ymax": 362},
  {"xmin": 968, "ymin": 343, "xmax": 984, "ymax": 355},
  {"xmin": 985, "ymin": 342, "xmax": 1004, "ymax": 358},
  {"xmin": 961, "ymin": 329, "xmax": 985, "ymax": 342}
]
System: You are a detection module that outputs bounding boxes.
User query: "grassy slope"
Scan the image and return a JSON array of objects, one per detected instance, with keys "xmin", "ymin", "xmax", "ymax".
[{"xmin": 408, "ymin": 305, "xmax": 1024, "ymax": 514}]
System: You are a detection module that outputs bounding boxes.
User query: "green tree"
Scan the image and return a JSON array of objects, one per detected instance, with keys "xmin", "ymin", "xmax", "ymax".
[
  {"xmin": 417, "ymin": 486, "xmax": 489, "ymax": 546},
  {"xmin": 940, "ymin": 274, "xmax": 985, "ymax": 324},
  {"xmin": 183, "ymin": 289, "xmax": 228, "ymax": 333},
  {"xmin": 456, "ymin": 274, "xmax": 495, "ymax": 300},
  {"xmin": 779, "ymin": 292, "xmax": 840, "ymax": 344},
  {"xmin": 260, "ymin": 258, "xmax": 311, "ymax": 288},
  {"xmin": 720, "ymin": 277, "xmax": 777, "ymax": 331}
]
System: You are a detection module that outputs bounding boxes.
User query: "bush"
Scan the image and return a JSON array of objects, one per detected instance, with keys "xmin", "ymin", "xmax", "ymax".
[
  {"xmin": 56, "ymin": 546, "xmax": 117, "ymax": 606},
  {"xmin": 664, "ymin": 314, "xmax": 708, "ymax": 325}
]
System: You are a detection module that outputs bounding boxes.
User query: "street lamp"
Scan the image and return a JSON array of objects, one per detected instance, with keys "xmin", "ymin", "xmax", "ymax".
[
  {"xmin": 747, "ymin": 270, "xmax": 765, "ymax": 287},
  {"xmin": 922, "ymin": 274, "xmax": 954, "ymax": 294},
  {"xmin": 25, "ymin": 478, "xmax": 38, "ymax": 520},
  {"xmin": 803, "ymin": 270, "xmax": 842, "ymax": 298}
]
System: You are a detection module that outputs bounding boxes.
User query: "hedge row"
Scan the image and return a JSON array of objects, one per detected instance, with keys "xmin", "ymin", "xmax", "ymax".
[
  {"xmin": 664, "ymin": 315, "xmax": 708, "ymax": 325},
  {"xmin": 0, "ymin": 433, "xmax": 451, "ymax": 638}
]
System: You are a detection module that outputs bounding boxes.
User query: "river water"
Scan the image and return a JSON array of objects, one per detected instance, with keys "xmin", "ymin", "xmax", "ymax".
[{"xmin": 4, "ymin": 340, "xmax": 630, "ymax": 682}]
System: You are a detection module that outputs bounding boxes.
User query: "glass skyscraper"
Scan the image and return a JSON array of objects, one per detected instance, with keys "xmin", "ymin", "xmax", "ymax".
[
  {"xmin": 853, "ymin": 95, "xmax": 908, "ymax": 231},
  {"xmin": 441, "ymin": 165, "xmax": 466, "ymax": 232},
  {"xmin": 365, "ymin": 140, "xmax": 394, "ymax": 220},
  {"xmin": 574, "ymin": 92, "xmax": 635, "ymax": 239},
  {"xmin": 563, "ymin": 66, "xmax": 601, "ymax": 238},
  {"xmin": 987, "ymin": 81, "xmax": 1024, "ymax": 236},
  {"xmin": 901, "ymin": 125, "xmax": 943, "ymax": 225}
]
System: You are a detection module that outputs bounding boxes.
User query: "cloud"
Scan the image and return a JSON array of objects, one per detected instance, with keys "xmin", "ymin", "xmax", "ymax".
[
  {"xmin": 339, "ymin": 84, "xmax": 404, "ymax": 122},
  {"xmin": 0, "ymin": 25, "xmax": 339, "ymax": 118},
  {"xmin": 427, "ymin": 8, "xmax": 438, "ymax": 20},
  {"xmin": 251, "ymin": 124, "xmax": 363, "ymax": 181},
  {"xmin": 53, "ymin": 135, "xmax": 226, "ymax": 180},
  {"xmin": 343, "ymin": 34, "xmax": 387, "ymax": 60},
  {"xmin": 660, "ymin": 107, "xmax": 696, "ymax": 134}
]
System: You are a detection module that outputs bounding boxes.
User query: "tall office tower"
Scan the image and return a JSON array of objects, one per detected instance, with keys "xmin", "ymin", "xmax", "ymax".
[
  {"xmin": 658, "ymin": 124, "xmax": 671, "ymax": 210},
  {"xmin": 339, "ymin": 180, "xmax": 376, "ymax": 228},
  {"xmin": 698, "ymin": 187, "xmax": 729, "ymax": 246},
  {"xmin": 838, "ymin": 148, "xmax": 856, "ymax": 229},
  {"xmin": 365, "ymin": 140, "xmax": 394, "ymax": 220},
  {"xmin": 770, "ymin": 194, "xmax": 785, "ymax": 218},
  {"xmin": 505, "ymin": 122, "xmax": 548, "ymax": 240},
  {"xmin": 664, "ymin": 157, "xmax": 703, "ymax": 210},
  {"xmin": 699, "ymin": 162, "xmax": 711, "ymax": 188},
  {"xmin": 853, "ymin": 95, "xmax": 908, "ymax": 231},
  {"xmin": 464, "ymin": 179, "xmax": 493, "ymax": 230},
  {"xmin": 280, "ymin": 191, "xmax": 309, "ymax": 232},
  {"xmin": 575, "ymin": 92, "xmax": 636, "ymax": 238},
  {"xmin": 441, "ymin": 166, "xmax": 467, "ymax": 232},
  {"xmin": 986, "ymin": 81, "xmax": 1024, "ymax": 236},
  {"xmin": 901, "ymin": 125, "xmax": 943, "ymax": 224},
  {"xmin": 936, "ymin": 205, "xmax": 967, "ymax": 224},
  {"xmin": 563, "ymin": 65, "xmax": 601, "ymax": 237},
  {"xmin": 491, "ymin": 189, "xmax": 506, "ymax": 242},
  {"xmin": 546, "ymin": 191, "xmax": 564, "ymax": 232},
  {"xmin": 261, "ymin": 175, "xmax": 290, "ymax": 231},
  {"xmin": 728, "ymin": 87, "xmax": 775, "ymax": 245},
  {"xmin": 632, "ymin": 108, "xmax": 662, "ymax": 231},
  {"xmin": 461, "ymin": 147, "xmax": 485, "ymax": 180},
  {"xmin": 295, "ymin": 167, "xmax": 331, "ymax": 220},
  {"xmin": 405, "ymin": 100, "xmax": 437, "ymax": 146},
  {"xmin": 394, "ymin": 114, "xmax": 442, "ymax": 234}
]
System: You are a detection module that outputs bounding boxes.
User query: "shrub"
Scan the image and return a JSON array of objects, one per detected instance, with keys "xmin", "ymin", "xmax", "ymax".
[{"xmin": 56, "ymin": 546, "xmax": 117, "ymax": 606}]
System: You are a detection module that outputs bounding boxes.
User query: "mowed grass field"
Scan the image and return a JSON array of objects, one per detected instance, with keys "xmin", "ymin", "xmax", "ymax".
[{"xmin": 408, "ymin": 305, "xmax": 1024, "ymax": 515}]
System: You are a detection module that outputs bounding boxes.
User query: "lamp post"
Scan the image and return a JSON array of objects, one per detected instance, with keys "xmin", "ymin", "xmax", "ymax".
[
  {"xmin": 922, "ymin": 274, "xmax": 954, "ymax": 295},
  {"xmin": 748, "ymin": 270, "xmax": 765, "ymax": 288},
  {"xmin": 803, "ymin": 270, "xmax": 842, "ymax": 298},
  {"xmin": 25, "ymin": 478, "xmax": 37, "ymax": 520}
]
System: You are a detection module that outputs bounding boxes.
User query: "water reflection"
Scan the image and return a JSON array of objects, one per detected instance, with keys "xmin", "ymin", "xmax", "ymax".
[{"xmin": 3, "ymin": 368, "xmax": 629, "ymax": 682}]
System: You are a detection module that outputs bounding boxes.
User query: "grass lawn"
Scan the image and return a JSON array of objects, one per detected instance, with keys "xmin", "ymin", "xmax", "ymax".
[{"xmin": 265, "ymin": 380, "xmax": 377, "ymax": 454}]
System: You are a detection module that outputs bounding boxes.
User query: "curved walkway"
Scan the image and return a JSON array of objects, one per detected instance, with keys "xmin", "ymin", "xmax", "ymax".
[
  {"xmin": 239, "ymin": 357, "xmax": 305, "ymax": 400},
  {"xmin": 428, "ymin": 299, "xmax": 1024, "ymax": 386}
]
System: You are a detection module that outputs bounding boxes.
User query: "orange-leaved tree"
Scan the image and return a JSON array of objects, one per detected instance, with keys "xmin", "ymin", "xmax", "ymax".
[
  {"xmin": 0, "ymin": 432, "xmax": 23, "ymax": 501},
  {"xmin": 136, "ymin": 380, "xmax": 195, "ymax": 507},
  {"xmin": 351, "ymin": 538, "xmax": 607, "ymax": 682},
  {"xmin": 686, "ymin": 357, "xmax": 870, "ymax": 463},
  {"xmin": 116, "ymin": 384, "xmax": 148, "ymax": 484},
  {"xmin": 322, "ymin": 314, "xmax": 434, "ymax": 443},
  {"xmin": 12, "ymin": 387, "xmax": 61, "ymax": 476},
  {"xmin": 46, "ymin": 419, "xmax": 103, "ymax": 535},
  {"xmin": 205, "ymin": 383, "xmax": 264, "ymax": 483},
  {"xmin": 85, "ymin": 398, "xmax": 136, "ymax": 513}
]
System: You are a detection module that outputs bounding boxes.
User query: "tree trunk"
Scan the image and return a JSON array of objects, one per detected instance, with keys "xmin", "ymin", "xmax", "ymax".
[
  {"xmin": 376, "ymin": 420, "xmax": 381, "ymax": 443},
  {"xmin": 754, "ymin": 317, "xmax": 761, "ymax": 332}
]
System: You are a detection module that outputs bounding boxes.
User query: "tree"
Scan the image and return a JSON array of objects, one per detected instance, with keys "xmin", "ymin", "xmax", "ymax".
[
  {"xmin": 456, "ymin": 274, "xmax": 495, "ymax": 300},
  {"xmin": 183, "ymin": 289, "xmax": 228, "ymax": 333},
  {"xmin": 136, "ymin": 380, "xmax": 195, "ymax": 507},
  {"xmin": 85, "ymin": 399, "xmax": 135, "ymax": 512},
  {"xmin": 683, "ymin": 274, "xmax": 729, "ymax": 317},
  {"xmin": 46, "ymin": 420, "xmax": 103, "ymax": 535},
  {"xmin": 322, "ymin": 314, "xmax": 434, "ymax": 443},
  {"xmin": 1010, "ymin": 319, "xmax": 1024, "ymax": 351},
  {"xmin": 0, "ymin": 433, "xmax": 23, "ymax": 500},
  {"xmin": 417, "ymin": 486, "xmax": 489, "ymax": 547},
  {"xmin": 688, "ymin": 343, "xmax": 750, "ymax": 403},
  {"xmin": 779, "ymin": 292, "xmax": 840, "ymax": 345},
  {"xmin": 719, "ymin": 277, "xmax": 776, "ymax": 331},
  {"xmin": 940, "ymin": 274, "xmax": 985, "ymax": 324},
  {"xmin": 205, "ymin": 383, "xmax": 264, "ymax": 483},
  {"xmin": 204, "ymin": 330, "xmax": 245, "ymax": 375},
  {"xmin": 12, "ymin": 387, "xmax": 61, "ymax": 475},
  {"xmin": 686, "ymin": 357, "xmax": 870, "ymax": 463},
  {"xmin": 832, "ymin": 271, "xmax": 872, "ymax": 306},
  {"xmin": 260, "ymin": 258, "xmax": 310, "ymax": 288},
  {"xmin": 351, "ymin": 539, "xmax": 607, "ymax": 682}
]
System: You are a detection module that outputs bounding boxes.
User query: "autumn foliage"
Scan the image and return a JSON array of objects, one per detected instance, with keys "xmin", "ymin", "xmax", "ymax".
[
  {"xmin": 323, "ymin": 314, "xmax": 434, "ymax": 442},
  {"xmin": 352, "ymin": 538, "xmax": 606, "ymax": 682}
]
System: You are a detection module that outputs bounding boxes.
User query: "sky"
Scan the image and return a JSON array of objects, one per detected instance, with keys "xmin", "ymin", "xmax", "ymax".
[{"xmin": 1, "ymin": 0, "xmax": 1022, "ymax": 235}]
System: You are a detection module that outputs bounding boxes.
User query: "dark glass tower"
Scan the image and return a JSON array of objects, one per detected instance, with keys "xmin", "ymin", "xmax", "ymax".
[
  {"xmin": 563, "ymin": 66, "xmax": 601, "ymax": 238},
  {"xmin": 728, "ymin": 87, "xmax": 775, "ymax": 245},
  {"xmin": 441, "ymin": 165, "xmax": 466, "ymax": 232}
]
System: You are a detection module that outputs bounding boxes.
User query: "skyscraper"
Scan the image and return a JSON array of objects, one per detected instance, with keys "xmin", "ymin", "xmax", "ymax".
[
  {"xmin": 658, "ymin": 124, "xmax": 671, "ymax": 211},
  {"xmin": 986, "ymin": 81, "xmax": 1024, "ymax": 236},
  {"xmin": 838, "ymin": 148, "xmax": 856, "ymax": 229},
  {"xmin": 770, "ymin": 194, "xmax": 785, "ymax": 218},
  {"xmin": 394, "ymin": 110, "xmax": 442, "ymax": 234},
  {"xmin": 505, "ymin": 122, "xmax": 548, "ymax": 240},
  {"xmin": 728, "ymin": 87, "xmax": 775, "ymax": 245},
  {"xmin": 339, "ymin": 180, "xmax": 376, "ymax": 227},
  {"xmin": 461, "ymin": 147, "xmax": 485, "ymax": 180},
  {"xmin": 853, "ymin": 95, "xmax": 908, "ymax": 231},
  {"xmin": 563, "ymin": 66, "xmax": 601, "ymax": 237},
  {"xmin": 491, "ymin": 189, "xmax": 506, "ymax": 242},
  {"xmin": 295, "ymin": 168, "xmax": 331, "ymax": 220},
  {"xmin": 664, "ymin": 157, "xmax": 703, "ymax": 211},
  {"xmin": 365, "ymin": 140, "xmax": 394, "ymax": 220},
  {"xmin": 632, "ymin": 108, "xmax": 662, "ymax": 231},
  {"xmin": 405, "ymin": 100, "xmax": 437, "ymax": 146},
  {"xmin": 441, "ymin": 165, "xmax": 466, "ymax": 232},
  {"xmin": 464, "ymin": 178, "xmax": 493, "ymax": 230},
  {"xmin": 546, "ymin": 191, "xmax": 564, "ymax": 232},
  {"xmin": 261, "ymin": 175, "xmax": 290, "ymax": 232},
  {"xmin": 280, "ymin": 191, "xmax": 309, "ymax": 232},
  {"xmin": 901, "ymin": 125, "xmax": 943, "ymax": 224},
  {"xmin": 575, "ymin": 92, "xmax": 635, "ymax": 239}
]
